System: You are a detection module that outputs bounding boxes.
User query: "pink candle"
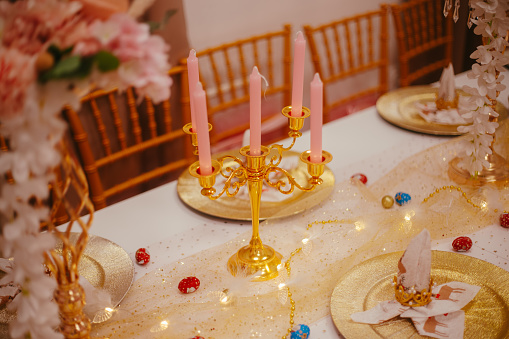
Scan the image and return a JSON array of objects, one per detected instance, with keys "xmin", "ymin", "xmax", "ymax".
[
  {"xmin": 187, "ymin": 49, "xmax": 200, "ymax": 132},
  {"xmin": 291, "ymin": 31, "xmax": 306, "ymax": 117},
  {"xmin": 250, "ymin": 66, "xmax": 261, "ymax": 156},
  {"xmin": 310, "ymin": 73, "xmax": 323, "ymax": 163},
  {"xmin": 193, "ymin": 82, "xmax": 212, "ymax": 175}
]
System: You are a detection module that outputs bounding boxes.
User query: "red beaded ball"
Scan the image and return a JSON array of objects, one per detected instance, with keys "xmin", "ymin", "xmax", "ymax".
[
  {"xmin": 452, "ymin": 236, "xmax": 472, "ymax": 252},
  {"xmin": 178, "ymin": 276, "xmax": 200, "ymax": 294},
  {"xmin": 135, "ymin": 248, "xmax": 150, "ymax": 265},
  {"xmin": 189, "ymin": 337, "xmax": 204, "ymax": 339},
  {"xmin": 351, "ymin": 173, "xmax": 367, "ymax": 184},
  {"xmin": 500, "ymin": 213, "xmax": 509, "ymax": 228}
]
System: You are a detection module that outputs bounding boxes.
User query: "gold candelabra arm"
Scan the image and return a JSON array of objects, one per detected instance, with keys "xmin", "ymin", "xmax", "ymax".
[
  {"xmin": 211, "ymin": 166, "xmax": 248, "ymax": 199},
  {"xmin": 217, "ymin": 154, "xmax": 245, "ymax": 179},
  {"xmin": 189, "ymin": 159, "xmax": 248, "ymax": 200},
  {"xmin": 265, "ymin": 166, "xmax": 319, "ymax": 194},
  {"xmin": 267, "ymin": 137, "xmax": 297, "ymax": 167}
]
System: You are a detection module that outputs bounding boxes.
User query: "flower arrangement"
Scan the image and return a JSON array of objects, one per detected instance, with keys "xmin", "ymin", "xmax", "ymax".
[
  {"xmin": 0, "ymin": 0, "xmax": 171, "ymax": 338},
  {"xmin": 454, "ymin": 0, "xmax": 509, "ymax": 176}
]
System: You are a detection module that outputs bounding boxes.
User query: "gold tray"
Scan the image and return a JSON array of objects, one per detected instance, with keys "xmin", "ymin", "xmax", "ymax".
[
  {"xmin": 376, "ymin": 86, "xmax": 508, "ymax": 135},
  {"xmin": 177, "ymin": 150, "xmax": 335, "ymax": 220},
  {"xmin": 331, "ymin": 251, "xmax": 509, "ymax": 338},
  {"xmin": 0, "ymin": 233, "xmax": 134, "ymax": 337}
]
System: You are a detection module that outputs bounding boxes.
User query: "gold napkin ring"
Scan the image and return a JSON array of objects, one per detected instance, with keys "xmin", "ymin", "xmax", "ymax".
[{"xmin": 393, "ymin": 276, "xmax": 433, "ymax": 307}]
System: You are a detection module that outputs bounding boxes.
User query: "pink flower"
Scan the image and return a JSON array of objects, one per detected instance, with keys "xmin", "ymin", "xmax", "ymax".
[
  {"xmin": 0, "ymin": 0, "xmax": 82, "ymax": 55},
  {"xmin": 0, "ymin": 49, "xmax": 36, "ymax": 120},
  {"xmin": 89, "ymin": 13, "xmax": 171, "ymax": 103}
]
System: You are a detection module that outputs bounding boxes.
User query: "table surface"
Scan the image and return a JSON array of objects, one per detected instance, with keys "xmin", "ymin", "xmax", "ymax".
[{"xmin": 77, "ymin": 72, "xmax": 509, "ymax": 338}]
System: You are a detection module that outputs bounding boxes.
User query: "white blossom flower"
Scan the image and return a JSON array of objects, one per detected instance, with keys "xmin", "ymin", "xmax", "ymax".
[{"xmin": 455, "ymin": 0, "xmax": 509, "ymax": 176}]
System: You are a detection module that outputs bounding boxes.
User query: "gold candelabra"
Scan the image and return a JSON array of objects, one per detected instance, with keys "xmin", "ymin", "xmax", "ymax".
[{"xmin": 183, "ymin": 106, "xmax": 332, "ymax": 281}]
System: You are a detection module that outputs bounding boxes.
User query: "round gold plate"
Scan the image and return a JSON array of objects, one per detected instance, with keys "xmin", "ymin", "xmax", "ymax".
[
  {"xmin": 177, "ymin": 150, "xmax": 335, "ymax": 220},
  {"xmin": 331, "ymin": 250, "xmax": 509, "ymax": 338},
  {"xmin": 0, "ymin": 234, "xmax": 134, "ymax": 337},
  {"xmin": 376, "ymin": 86, "xmax": 508, "ymax": 135}
]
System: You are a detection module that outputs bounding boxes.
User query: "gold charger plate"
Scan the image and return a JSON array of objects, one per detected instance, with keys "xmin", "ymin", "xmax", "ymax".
[
  {"xmin": 177, "ymin": 150, "xmax": 335, "ymax": 220},
  {"xmin": 376, "ymin": 86, "xmax": 508, "ymax": 135},
  {"xmin": 331, "ymin": 251, "xmax": 509, "ymax": 338},
  {"xmin": 0, "ymin": 233, "xmax": 134, "ymax": 337}
]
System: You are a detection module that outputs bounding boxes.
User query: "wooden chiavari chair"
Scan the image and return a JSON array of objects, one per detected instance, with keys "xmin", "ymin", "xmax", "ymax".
[
  {"xmin": 64, "ymin": 65, "xmax": 193, "ymax": 210},
  {"xmin": 303, "ymin": 6, "xmax": 389, "ymax": 122},
  {"xmin": 181, "ymin": 25, "xmax": 292, "ymax": 152},
  {"xmin": 390, "ymin": 0, "xmax": 454, "ymax": 87}
]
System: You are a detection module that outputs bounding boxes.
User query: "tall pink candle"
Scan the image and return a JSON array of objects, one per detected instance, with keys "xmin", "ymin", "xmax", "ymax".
[
  {"xmin": 250, "ymin": 66, "xmax": 261, "ymax": 156},
  {"xmin": 187, "ymin": 49, "xmax": 200, "ymax": 131},
  {"xmin": 291, "ymin": 31, "xmax": 306, "ymax": 117},
  {"xmin": 193, "ymin": 82, "xmax": 212, "ymax": 175},
  {"xmin": 310, "ymin": 73, "xmax": 323, "ymax": 163}
]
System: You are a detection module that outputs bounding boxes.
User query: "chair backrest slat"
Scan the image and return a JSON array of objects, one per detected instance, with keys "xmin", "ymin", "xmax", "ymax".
[
  {"xmin": 162, "ymin": 99, "xmax": 172, "ymax": 133},
  {"xmin": 223, "ymin": 48, "xmax": 237, "ymax": 101},
  {"xmin": 356, "ymin": 18, "xmax": 364, "ymax": 67},
  {"xmin": 88, "ymin": 97, "xmax": 112, "ymax": 155},
  {"xmin": 237, "ymin": 45, "xmax": 250, "ymax": 96},
  {"xmin": 344, "ymin": 23, "xmax": 355, "ymax": 72},
  {"xmin": 126, "ymin": 88, "xmax": 143, "ymax": 144},
  {"xmin": 145, "ymin": 97, "xmax": 158, "ymax": 139},
  {"xmin": 367, "ymin": 15, "xmax": 374, "ymax": 64},
  {"xmin": 435, "ymin": 0, "xmax": 443, "ymax": 38},
  {"xmin": 320, "ymin": 28, "xmax": 335, "ymax": 77},
  {"xmin": 419, "ymin": 1, "xmax": 429, "ymax": 43},
  {"xmin": 411, "ymin": 4, "xmax": 421, "ymax": 48},
  {"xmin": 208, "ymin": 53, "xmax": 224, "ymax": 104},
  {"xmin": 107, "ymin": 92, "xmax": 127, "ymax": 150},
  {"xmin": 332, "ymin": 26, "xmax": 344, "ymax": 74},
  {"xmin": 267, "ymin": 37, "xmax": 274, "ymax": 86}
]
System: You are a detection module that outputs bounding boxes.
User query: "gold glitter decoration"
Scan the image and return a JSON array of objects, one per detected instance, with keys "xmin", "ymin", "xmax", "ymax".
[
  {"xmin": 331, "ymin": 251, "xmax": 509, "ymax": 338},
  {"xmin": 422, "ymin": 184, "xmax": 508, "ymax": 214},
  {"xmin": 381, "ymin": 195, "xmax": 394, "ymax": 209}
]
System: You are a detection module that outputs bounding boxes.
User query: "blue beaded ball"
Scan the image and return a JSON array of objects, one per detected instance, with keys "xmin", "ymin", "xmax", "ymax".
[
  {"xmin": 395, "ymin": 192, "xmax": 411, "ymax": 206},
  {"xmin": 290, "ymin": 324, "xmax": 310, "ymax": 339}
]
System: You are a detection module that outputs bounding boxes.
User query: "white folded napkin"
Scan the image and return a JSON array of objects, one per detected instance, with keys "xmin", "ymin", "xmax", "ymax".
[
  {"xmin": 415, "ymin": 102, "xmax": 466, "ymax": 125},
  {"xmin": 351, "ymin": 229, "xmax": 480, "ymax": 339},
  {"xmin": 438, "ymin": 63, "xmax": 456, "ymax": 102}
]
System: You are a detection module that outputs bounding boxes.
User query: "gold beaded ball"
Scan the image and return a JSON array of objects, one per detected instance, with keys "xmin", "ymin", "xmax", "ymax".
[{"xmin": 381, "ymin": 195, "xmax": 394, "ymax": 209}]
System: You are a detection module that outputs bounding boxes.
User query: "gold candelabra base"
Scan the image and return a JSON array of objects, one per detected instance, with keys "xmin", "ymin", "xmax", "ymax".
[
  {"xmin": 227, "ymin": 242, "xmax": 283, "ymax": 281},
  {"xmin": 448, "ymin": 153, "xmax": 509, "ymax": 187}
]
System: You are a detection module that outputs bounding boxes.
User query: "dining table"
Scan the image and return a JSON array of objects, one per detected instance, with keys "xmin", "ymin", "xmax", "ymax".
[{"xmin": 73, "ymin": 71, "xmax": 509, "ymax": 338}]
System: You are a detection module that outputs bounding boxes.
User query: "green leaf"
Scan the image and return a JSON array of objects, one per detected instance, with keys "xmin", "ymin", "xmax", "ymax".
[
  {"xmin": 51, "ymin": 55, "xmax": 81, "ymax": 77},
  {"xmin": 73, "ymin": 56, "xmax": 95, "ymax": 78},
  {"xmin": 94, "ymin": 50, "xmax": 120, "ymax": 72}
]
